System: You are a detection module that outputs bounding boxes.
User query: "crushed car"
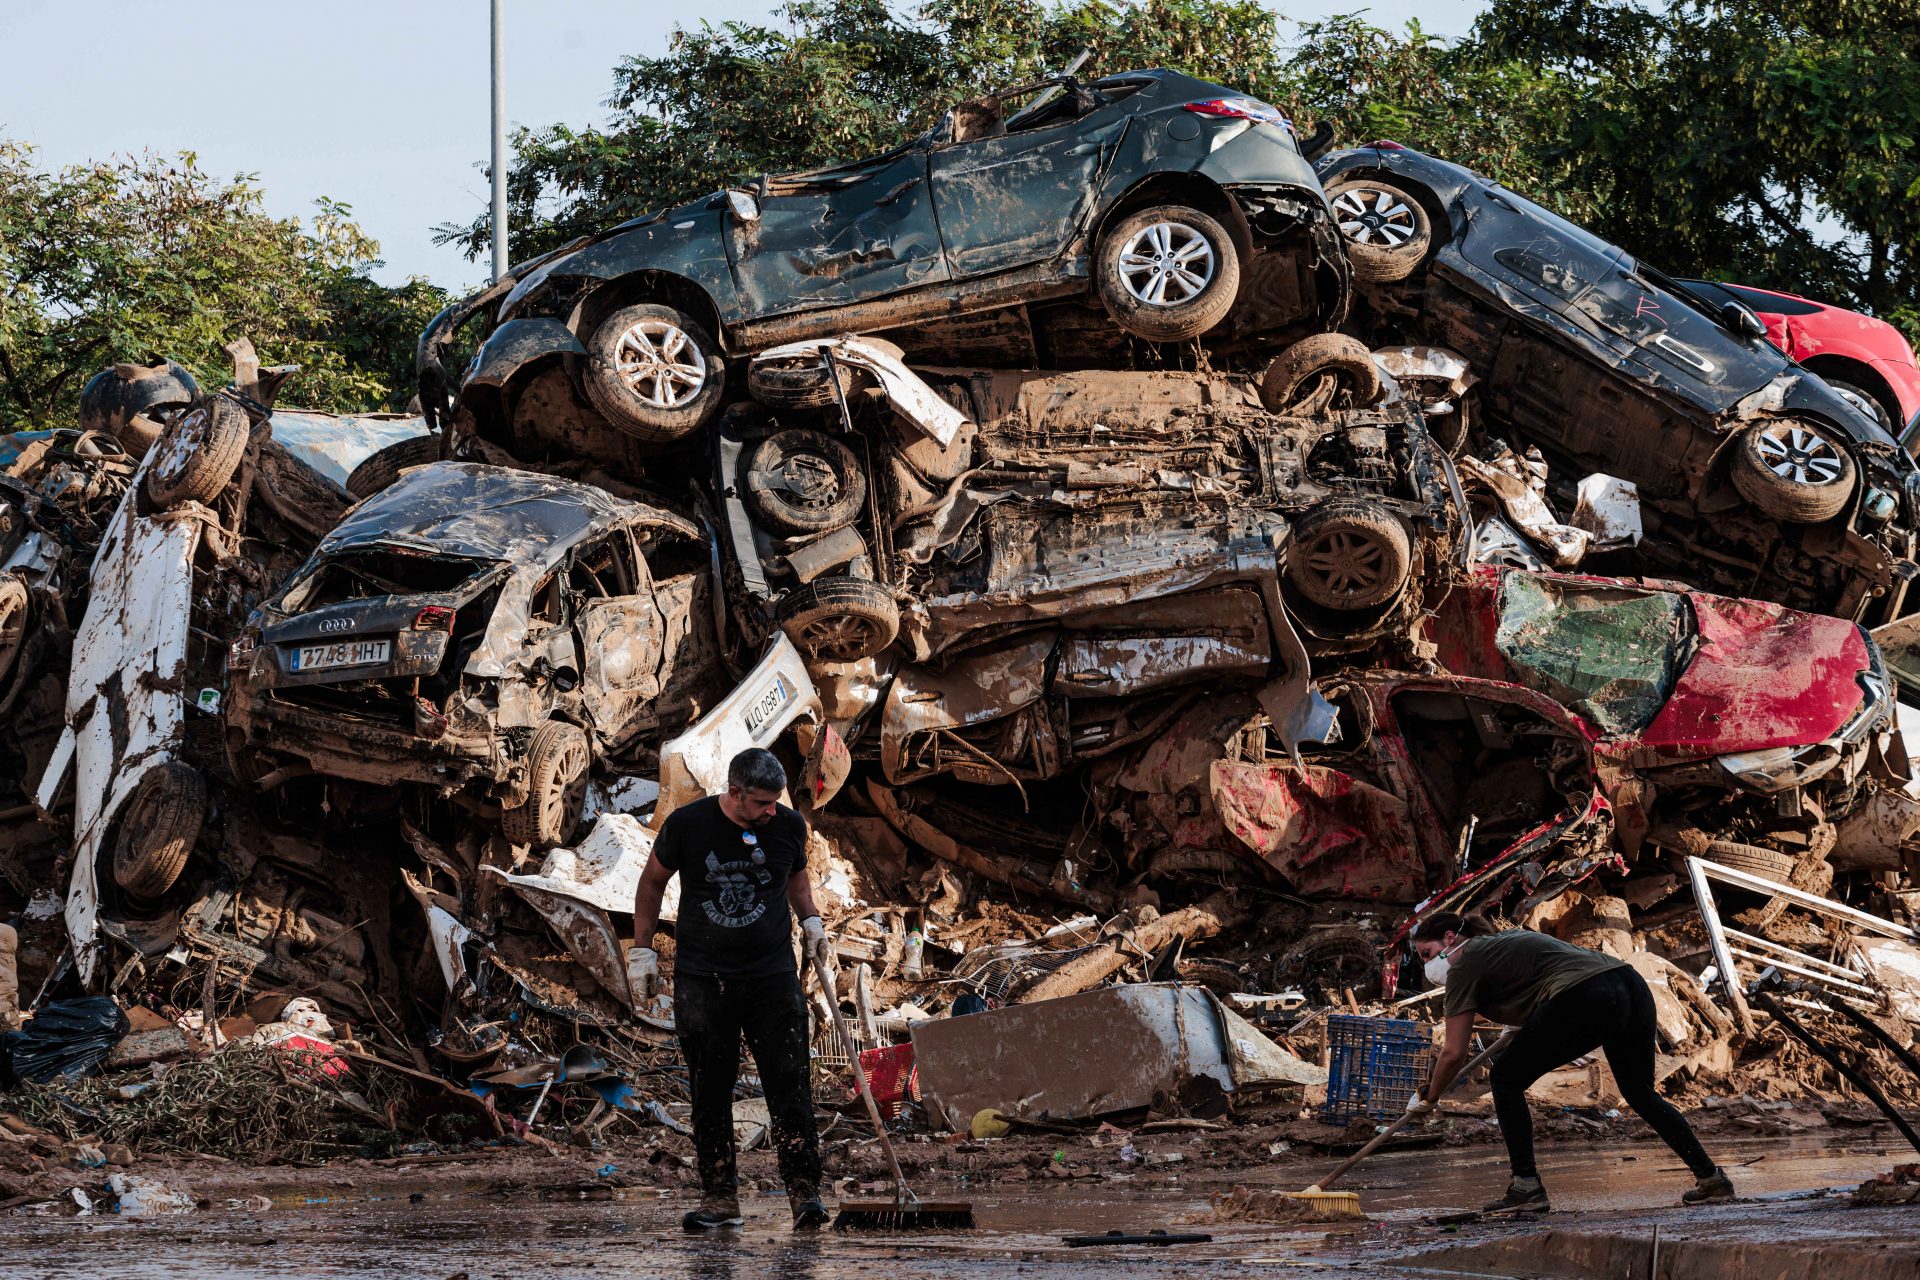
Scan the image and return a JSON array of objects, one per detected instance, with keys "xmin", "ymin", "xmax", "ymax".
[
  {"xmin": 1316, "ymin": 142, "xmax": 1920, "ymax": 624},
  {"xmin": 418, "ymin": 68, "xmax": 1352, "ymax": 445}
]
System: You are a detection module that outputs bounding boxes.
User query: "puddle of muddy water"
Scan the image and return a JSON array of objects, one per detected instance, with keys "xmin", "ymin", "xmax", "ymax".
[{"xmin": 2, "ymin": 1137, "xmax": 1905, "ymax": 1279}]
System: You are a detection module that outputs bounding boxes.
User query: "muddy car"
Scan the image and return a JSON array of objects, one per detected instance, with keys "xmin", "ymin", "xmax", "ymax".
[
  {"xmin": 1113, "ymin": 566, "xmax": 1891, "ymax": 928},
  {"xmin": 1316, "ymin": 143, "xmax": 1920, "ymax": 624},
  {"xmin": 420, "ymin": 68, "xmax": 1351, "ymax": 447},
  {"xmin": 223, "ymin": 462, "xmax": 723, "ymax": 846},
  {"xmin": 708, "ymin": 349, "xmax": 1463, "ymax": 784}
]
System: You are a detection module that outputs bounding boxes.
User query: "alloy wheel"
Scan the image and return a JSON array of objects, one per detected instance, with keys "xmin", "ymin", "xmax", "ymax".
[
  {"xmin": 1753, "ymin": 421, "xmax": 1845, "ymax": 485},
  {"xmin": 1116, "ymin": 221, "xmax": 1216, "ymax": 306},
  {"xmin": 614, "ymin": 319, "xmax": 707, "ymax": 409},
  {"xmin": 1332, "ymin": 187, "xmax": 1420, "ymax": 247}
]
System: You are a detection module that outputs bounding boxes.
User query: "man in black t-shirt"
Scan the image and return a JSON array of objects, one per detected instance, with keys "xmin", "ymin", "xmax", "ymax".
[{"xmin": 628, "ymin": 747, "xmax": 833, "ymax": 1232}]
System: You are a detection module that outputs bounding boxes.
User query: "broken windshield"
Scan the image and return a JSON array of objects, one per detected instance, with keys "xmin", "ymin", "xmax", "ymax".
[
  {"xmin": 280, "ymin": 549, "xmax": 499, "ymax": 612},
  {"xmin": 1493, "ymin": 573, "xmax": 1694, "ymax": 735}
]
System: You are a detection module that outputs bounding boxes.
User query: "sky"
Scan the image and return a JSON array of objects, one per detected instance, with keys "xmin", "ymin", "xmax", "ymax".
[{"xmin": 0, "ymin": 0, "xmax": 1488, "ymax": 293}]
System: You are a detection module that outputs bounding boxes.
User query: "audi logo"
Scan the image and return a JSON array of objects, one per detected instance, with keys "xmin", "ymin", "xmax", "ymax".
[{"xmin": 317, "ymin": 618, "xmax": 354, "ymax": 634}]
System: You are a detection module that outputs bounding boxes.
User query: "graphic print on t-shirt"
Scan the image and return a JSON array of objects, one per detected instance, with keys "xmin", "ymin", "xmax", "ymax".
[{"xmin": 702, "ymin": 849, "xmax": 773, "ymax": 928}]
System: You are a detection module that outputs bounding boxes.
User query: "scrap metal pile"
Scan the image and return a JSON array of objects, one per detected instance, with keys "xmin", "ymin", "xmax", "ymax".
[{"xmin": 4, "ymin": 68, "xmax": 1920, "ymax": 1157}]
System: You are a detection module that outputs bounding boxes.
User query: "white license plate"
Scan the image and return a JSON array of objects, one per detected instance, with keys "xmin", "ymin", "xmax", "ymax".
[
  {"xmin": 289, "ymin": 639, "xmax": 391, "ymax": 673},
  {"xmin": 742, "ymin": 673, "xmax": 793, "ymax": 737}
]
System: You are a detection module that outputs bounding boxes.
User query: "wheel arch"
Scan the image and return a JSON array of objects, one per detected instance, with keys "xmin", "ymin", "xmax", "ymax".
[
  {"xmin": 1322, "ymin": 166, "xmax": 1452, "ymax": 245},
  {"xmin": 570, "ymin": 271, "xmax": 728, "ymax": 353},
  {"xmin": 1094, "ymin": 173, "xmax": 1254, "ymax": 271},
  {"xmin": 1800, "ymin": 354, "xmax": 1902, "ymax": 428}
]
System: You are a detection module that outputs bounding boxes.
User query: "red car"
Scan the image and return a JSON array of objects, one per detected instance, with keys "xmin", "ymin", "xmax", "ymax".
[
  {"xmin": 1682, "ymin": 278, "xmax": 1920, "ymax": 438},
  {"xmin": 1112, "ymin": 566, "xmax": 1892, "ymax": 972}
]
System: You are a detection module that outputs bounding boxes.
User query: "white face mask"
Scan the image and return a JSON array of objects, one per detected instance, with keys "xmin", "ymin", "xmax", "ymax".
[{"xmin": 1423, "ymin": 940, "xmax": 1458, "ymax": 987}]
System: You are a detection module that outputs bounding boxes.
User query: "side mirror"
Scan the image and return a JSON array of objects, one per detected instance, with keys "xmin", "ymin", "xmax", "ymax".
[
  {"xmin": 1720, "ymin": 301, "xmax": 1766, "ymax": 340},
  {"xmin": 726, "ymin": 189, "xmax": 760, "ymax": 224}
]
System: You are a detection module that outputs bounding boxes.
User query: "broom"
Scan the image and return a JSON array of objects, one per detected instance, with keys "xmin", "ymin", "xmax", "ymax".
[
  {"xmin": 1287, "ymin": 1028, "xmax": 1517, "ymax": 1219},
  {"xmin": 810, "ymin": 952, "xmax": 976, "ymax": 1231}
]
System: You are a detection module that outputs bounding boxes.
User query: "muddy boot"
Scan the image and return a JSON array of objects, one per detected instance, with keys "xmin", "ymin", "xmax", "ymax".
[
  {"xmin": 682, "ymin": 1193, "xmax": 744, "ymax": 1231},
  {"xmin": 1482, "ymin": 1176, "xmax": 1550, "ymax": 1214},
  {"xmin": 789, "ymin": 1188, "xmax": 828, "ymax": 1230},
  {"xmin": 1682, "ymin": 1167, "xmax": 1734, "ymax": 1205}
]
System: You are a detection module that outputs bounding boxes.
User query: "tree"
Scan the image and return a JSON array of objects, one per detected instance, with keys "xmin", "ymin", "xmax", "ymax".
[
  {"xmin": 0, "ymin": 142, "xmax": 449, "ymax": 429},
  {"xmin": 1476, "ymin": 0, "xmax": 1920, "ymax": 335}
]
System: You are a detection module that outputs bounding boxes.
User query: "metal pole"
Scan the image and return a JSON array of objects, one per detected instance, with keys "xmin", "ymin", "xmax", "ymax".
[{"xmin": 490, "ymin": 0, "xmax": 509, "ymax": 281}]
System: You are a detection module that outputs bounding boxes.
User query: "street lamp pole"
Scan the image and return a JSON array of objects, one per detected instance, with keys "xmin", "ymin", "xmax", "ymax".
[{"xmin": 490, "ymin": 0, "xmax": 508, "ymax": 281}]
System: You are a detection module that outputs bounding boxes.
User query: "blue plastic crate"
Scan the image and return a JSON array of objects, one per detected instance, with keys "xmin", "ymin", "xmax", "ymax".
[{"xmin": 1321, "ymin": 1014, "xmax": 1435, "ymax": 1122}]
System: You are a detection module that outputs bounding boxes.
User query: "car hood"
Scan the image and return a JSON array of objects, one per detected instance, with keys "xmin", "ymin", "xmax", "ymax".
[{"xmin": 1641, "ymin": 593, "xmax": 1870, "ymax": 755}]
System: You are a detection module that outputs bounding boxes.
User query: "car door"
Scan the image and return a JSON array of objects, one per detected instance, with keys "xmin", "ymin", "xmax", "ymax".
[
  {"xmin": 728, "ymin": 147, "xmax": 948, "ymax": 316},
  {"xmin": 927, "ymin": 97, "xmax": 1119, "ymax": 278},
  {"xmin": 569, "ymin": 527, "xmax": 666, "ymax": 747}
]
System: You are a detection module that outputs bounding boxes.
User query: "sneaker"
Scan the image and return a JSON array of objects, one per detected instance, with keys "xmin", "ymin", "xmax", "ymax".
[
  {"xmin": 682, "ymin": 1194, "xmax": 744, "ymax": 1231},
  {"xmin": 1482, "ymin": 1177, "xmax": 1550, "ymax": 1214},
  {"xmin": 790, "ymin": 1198, "xmax": 829, "ymax": 1230},
  {"xmin": 1681, "ymin": 1167, "xmax": 1735, "ymax": 1205}
]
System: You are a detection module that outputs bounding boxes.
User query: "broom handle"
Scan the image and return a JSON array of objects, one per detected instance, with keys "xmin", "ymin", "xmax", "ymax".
[
  {"xmin": 812, "ymin": 952, "xmax": 914, "ymax": 1205},
  {"xmin": 1317, "ymin": 1028, "xmax": 1515, "ymax": 1191}
]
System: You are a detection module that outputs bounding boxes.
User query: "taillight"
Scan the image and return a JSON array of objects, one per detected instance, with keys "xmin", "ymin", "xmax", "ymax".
[
  {"xmin": 414, "ymin": 696, "xmax": 449, "ymax": 739},
  {"xmin": 1183, "ymin": 97, "xmax": 1290, "ymax": 128},
  {"xmin": 413, "ymin": 606, "xmax": 455, "ymax": 631}
]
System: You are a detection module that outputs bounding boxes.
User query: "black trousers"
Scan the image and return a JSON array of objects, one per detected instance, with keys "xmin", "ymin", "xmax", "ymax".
[
  {"xmin": 1489, "ymin": 967, "xmax": 1716, "ymax": 1180},
  {"xmin": 675, "ymin": 968, "xmax": 822, "ymax": 1200}
]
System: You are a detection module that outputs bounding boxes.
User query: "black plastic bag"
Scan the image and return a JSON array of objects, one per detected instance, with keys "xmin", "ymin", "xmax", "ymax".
[{"xmin": 0, "ymin": 997, "xmax": 130, "ymax": 1087}]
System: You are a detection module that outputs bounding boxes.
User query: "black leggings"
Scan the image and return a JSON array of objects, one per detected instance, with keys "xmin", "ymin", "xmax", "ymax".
[
  {"xmin": 676, "ymin": 968, "xmax": 823, "ymax": 1199},
  {"xmin": 1489, "ymin": 967, "xmax": 1715, "ymax": 1180}
]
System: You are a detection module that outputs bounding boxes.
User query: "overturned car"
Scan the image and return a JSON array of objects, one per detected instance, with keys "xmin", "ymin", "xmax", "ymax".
[{"xmin": 1317, "ymin": 142, "xmax": 1920, "ymax": 624}]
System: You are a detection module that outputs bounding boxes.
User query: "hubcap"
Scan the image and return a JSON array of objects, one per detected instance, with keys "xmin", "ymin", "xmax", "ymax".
[
  {"xmin": 1753, "ymin": 422, "xmax": 1844, "ymax": 486},
  {"xmin": 1304, "ymin": 529, "xmax": 1390, "ymax": 597},
  {"xmin": 1117, "ymin": 222, "xmax": 1215, "ymax": 306},
  {"xmin": 799, "ymin": 615, "xmax": 881, "ymax": 661},
  {"xmin": 613, "ymin": 320, "xmax": 706, "ymax": 409},
  {"xmin": 1332, "ymin": 188, "xmax": 1418, "ymax": 247}
]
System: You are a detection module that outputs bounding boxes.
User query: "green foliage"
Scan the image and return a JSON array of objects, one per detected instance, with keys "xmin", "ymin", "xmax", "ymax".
[{"xmin": 0, "ymin": 143, "xmax": 449, "ymax": 429}]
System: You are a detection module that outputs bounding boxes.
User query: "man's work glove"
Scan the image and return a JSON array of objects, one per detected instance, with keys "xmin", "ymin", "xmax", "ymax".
[
  {"xmin": 626, "ymin": 946, "xmax": 659, "ymax": 1006},
  {"xmin": 1405, "ymin": 1092, "xmax": 1436, "ymax": 1116},
  {"xmin": 801, "ymin": 916, "xmax": 834, "ymax": 975}
]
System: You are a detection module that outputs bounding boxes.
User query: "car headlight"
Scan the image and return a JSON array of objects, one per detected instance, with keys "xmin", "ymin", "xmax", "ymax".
[{"xmin": 1715, "ymin": 653, "xmax": 1889, "ymax": 792}]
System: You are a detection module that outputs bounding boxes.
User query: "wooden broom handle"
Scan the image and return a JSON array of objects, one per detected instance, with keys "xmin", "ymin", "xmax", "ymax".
[
  {"xmin": 812, "ymin": 952, "xmax": 913, "ymax": 1204},
  {"xmin": 1317, "ymin": 1029, "xmax": 1516, "ymax": 1191}
]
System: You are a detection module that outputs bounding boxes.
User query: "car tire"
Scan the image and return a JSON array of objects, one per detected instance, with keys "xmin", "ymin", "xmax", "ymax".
[
  {"xmin": 1325, "ymin": 177, "xmax": 1433, "ymax": 283},
  {"xmin": 1701, "ymin": 839, "xmax": 1795, "ymax": 881},
  {"xmin": 115, "ymin": 413, "xmax": 164, "ymax": 456},
  {"xmin": 112, "ymin": 762, "xmax": 206, "ymax": 899},
  {"xmin": 1259, "ymin": 333, "xmax": 1385, "ymax": 414},
  {"xmin": 502, "ymin": 720, "xmax": 590, "ymax": 849},
  {"xmin": 748, "ymin": 354, "xmax": 858, "ymax": 410},
  {"xmin": 1826, "ymin": 379, "xmax": 1896, "ymax": 433},
  {"xmin": 1271, "ymin": 925, "xmax": 1383, "ymax": 1002},
  {"xmin": 745, "ymin": 430, "xmax": 868, "ymax": 535},
  {"xmin": 346, "ymin": 434, "xmax": 442, "ymax": 499},
  {"xmin": 1729, "ymin": 419, "xmax": 1856, "ymax": 524},
  {"xmin": 145, "ymin": 397, "xmax": 249, "ymax": 509},
  {"xmin": 1286, "ymin": 500, "xmax": 1413, "ymax": 611},
  {"xmin": 581, "ymin": 303, "xmax": 727, "ymax": 442},
  {"xmin": 1095, "ymin": 205, "xmax": 1241, "ymax": 343},
  {"xmin": 778, "ymin": 576, "xmax": 899, "ymax": 663},
  {"xmin": 0, "ymin": 572, "xmax": 28, "ymax": 686}
]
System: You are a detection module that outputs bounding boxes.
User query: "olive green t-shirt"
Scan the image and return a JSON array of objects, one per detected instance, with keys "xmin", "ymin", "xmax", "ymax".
[{"xmin": 1441, "ymin": 931, "xmax": 1626, "ymax": 1026}]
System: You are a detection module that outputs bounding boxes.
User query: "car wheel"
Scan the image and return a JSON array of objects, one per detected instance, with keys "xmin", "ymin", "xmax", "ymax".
[
  {"xmin": 1259, "ymin": 333, "xmax": 1385, "ymax": 414},
  {"xmin": 145, "ymin": 397, "xmax": 249, "ymax": 509},
  {"xmin": 1827, "ymin": 379, "xmax": 1896, "ymax": 433},
  {"xmin": 502, "ymin": 720, "xmax": 590, "ymax": 849},
  {"xmin": 1701, "ymin": 838, "xmax": 1795, "ymax": 881},
  {"xmin": 1325, "ymin": 177, "xmax": 1433, "ymax": 284},
  {"xmin": 112, "ymin": 762, "xmax": 206, "ymax": 898},
  {"xmin": 1287, "ymin": 500, "xmax": 1413, "ymax": 611},
  {"xmin": 1271, "ymin": 925, "xmax": 1383, "ymax": 1002},
  {"xmin": 1729, "ymin": 418, "xmax": 1856, "ymax": 524},
  {"xmin": 346, "ymin": 434, "xmax": 442, "ymax": 499},
  {"xmin": 778, "ymin": 576, "xmax": 899, "ymax": 663},
  {"xmin": 581, "ymin": 303, "xmax": 727, "ymax": 442},
  {"xmin": 0, "ymin": 573, "xmax": 28, "ymax": 686},
  {"xmin": 745, "ymin": 429, "xmax": 868, "ymax": 534},
  {"xmin": 1095, "ymin": 205, "xmax": 1241, "ymax": 343}
]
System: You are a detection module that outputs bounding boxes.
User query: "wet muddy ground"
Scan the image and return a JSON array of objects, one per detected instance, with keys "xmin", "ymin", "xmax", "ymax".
[{"xmin": 4, "ymin": 1136, "xmax": 1914, "ymax": 1278}]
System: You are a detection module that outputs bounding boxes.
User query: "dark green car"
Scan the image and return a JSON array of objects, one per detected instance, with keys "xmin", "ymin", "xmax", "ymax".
[{"xmin": 421, "ymin": 69, "xmax": 1351, "ymax": 447}]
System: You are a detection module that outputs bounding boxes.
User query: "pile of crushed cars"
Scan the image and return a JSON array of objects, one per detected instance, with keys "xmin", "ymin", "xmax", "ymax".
[{"xmin": 5, "ymin": 68, "xmax": 1920, "ymax": 1162}]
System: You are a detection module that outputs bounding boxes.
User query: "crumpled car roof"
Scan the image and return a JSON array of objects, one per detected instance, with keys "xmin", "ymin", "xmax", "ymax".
[{"xmin": 321, "ymin": 462, "xmax": 636, "ymax": 568}]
